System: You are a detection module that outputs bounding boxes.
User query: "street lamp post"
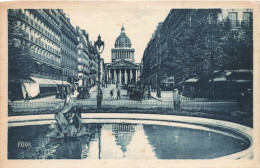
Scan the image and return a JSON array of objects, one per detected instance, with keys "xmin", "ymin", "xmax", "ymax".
[{"xmin": 94, "ymin": 35, "xmax": 105, "ymax": 110}]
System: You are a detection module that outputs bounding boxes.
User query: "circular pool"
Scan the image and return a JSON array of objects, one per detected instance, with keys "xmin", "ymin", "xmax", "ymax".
[{"xmin": 8, "ymin": 113, "xmax": 252, "ymax": 159}]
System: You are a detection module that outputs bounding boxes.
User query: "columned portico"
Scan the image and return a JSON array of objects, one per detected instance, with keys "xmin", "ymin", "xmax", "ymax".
[
  {"xmin": 119, "ymin": 69, "xmax": 121, "ymax": 84},
  {"xmin": 130, "ymin": 69, "xmax": 132, "ymax": 83},
  {"xmin": 124, "ymin": 70, "xmax": 127, "ymax": 84},
  {"xmin": 114, "ymin": 69, "xmax": 116, "ymax": 83},
  {"xmin": 135, "ymin": 70, "xmax": 137, "ymax": 82},
  {"xmin": 108, "ymin": 69, "xmax": 110, "ymax": 82}
]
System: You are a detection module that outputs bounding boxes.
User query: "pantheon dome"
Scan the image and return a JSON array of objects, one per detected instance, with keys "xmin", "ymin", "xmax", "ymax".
[
  {"xmin": 115, "ymin": 26, "xmax": 132, "ymax": 48},
  {"xmin": 106, "ymin": 25, "xmax": 140, "ymax": 85},
  {"xmin": 111, "ymin": 26, "xmax": 135, "ymax": 63}
]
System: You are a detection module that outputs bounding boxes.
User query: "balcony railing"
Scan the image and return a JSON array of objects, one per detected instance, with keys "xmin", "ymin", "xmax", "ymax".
[
  {"xmin": 30, "ymin": 51, "xmax": 61, "ymax": 67},
  {"xmin": 29, "ymin": 20, "xmax": 60, "ymax": 46},
  {"xmin": 32, "ymin": 10, "xmax": 60, "ymax": 33}
]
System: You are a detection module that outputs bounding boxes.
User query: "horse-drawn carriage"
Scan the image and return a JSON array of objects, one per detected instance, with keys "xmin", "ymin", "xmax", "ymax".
[
  {"xmin": 128, "ymin": 85, "xmax": 143, "ymax": 101},
  {"xmin": 77, "ymin": 86, "xmax": 90, "ymax": 99}
]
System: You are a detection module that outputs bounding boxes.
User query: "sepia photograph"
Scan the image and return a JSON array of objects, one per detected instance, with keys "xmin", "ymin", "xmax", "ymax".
[{"xmin": 0, "ymin": 1, "xmax": 259, "ymax": 168}]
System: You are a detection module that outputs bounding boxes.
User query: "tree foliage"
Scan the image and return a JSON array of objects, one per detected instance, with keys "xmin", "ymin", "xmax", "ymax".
[{"xmin": 163, "ymin": 10, "xmax": 253, "ymax": 83}]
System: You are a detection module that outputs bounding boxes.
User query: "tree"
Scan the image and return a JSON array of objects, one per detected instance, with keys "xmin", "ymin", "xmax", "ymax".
[
  {"xmin": 165, "ymin": 10, "xmax": 226, "ymax": 83},
  {"xmin": 8, "ymin": 11, "xmax": 35, "ymax": 81},
  {"xmin": 222, "ymin": 23, "xmax": 253, "ymax": 70},
  {"xmin": 164, "ymin": 9, "xmax": 253, "ymax": 84}
]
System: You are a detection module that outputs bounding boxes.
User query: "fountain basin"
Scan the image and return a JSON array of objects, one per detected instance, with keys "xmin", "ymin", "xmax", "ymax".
[{"xmin": 8, "ymin": 113, "xmax": 252, "ymax": 159}]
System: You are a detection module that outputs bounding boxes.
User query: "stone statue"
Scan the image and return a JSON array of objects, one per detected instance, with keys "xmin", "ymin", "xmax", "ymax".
[{"xmin": 47, "ymin": 95, "xmax": 87, "ymax": 138}]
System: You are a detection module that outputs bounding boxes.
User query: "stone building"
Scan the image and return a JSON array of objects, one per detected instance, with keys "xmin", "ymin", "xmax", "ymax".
[
  {"xmin": 106, "ymin": 26, "xmax": 140, "ymax": 85},
  {"xmin": 8, "ymin": 9, "xmax": 84, "ymax": 100},
  {"xmin": 59, "ymin": 10, "xmax": 78, "ymax": 83},
  {"xmin": 76, "ymin": 27, "xmax": 98, "ymax": 87},
  {"xmin": 219, "ymin": 9, "xmax": 253, "ymax": 29}
]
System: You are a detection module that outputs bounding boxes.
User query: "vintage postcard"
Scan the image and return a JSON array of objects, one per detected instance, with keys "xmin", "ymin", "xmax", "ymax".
[{"xmin": 0, "ymin": 1, "xmax": 259, "ymax": 168}]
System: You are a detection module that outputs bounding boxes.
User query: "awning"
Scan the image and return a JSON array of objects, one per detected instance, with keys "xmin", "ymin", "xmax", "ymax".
[
  {"xmin": 209, "ymin": 77, "xmax": 227, "ymax": 82},
  {"xmin": 234, "ymin": 80, "xmax": 252, "ymax": 83},
  {"xmin": 161, "ymin": 76, "xmax": 175, "ymax": 83},
  {"xmin": 185, "ymin": 78, "xmax": 199, "ymax": 83},
  {"xmin": 30, "ymin": 76, "xmax": 70, "ymax": 87}
]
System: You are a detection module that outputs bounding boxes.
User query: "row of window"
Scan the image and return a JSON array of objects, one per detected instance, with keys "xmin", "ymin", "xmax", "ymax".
[
  {"xmin": 228, "ymin": 12, "xmax": 252, "ymax": 27},
  {"xmin": 63, "ymin": 68, "xmax": 77, "ymax": 77},
  {"xmin": 33, "ymin": 46, "xmax": 61, "ymax": 63},
  {"xmin": 113, "ymin": 51, "xmax": 133, "ymax": 59},
  {"xmin": 61, "ymin": 47, "xmax": 76, "ymax": 60},
  {"xmin": 24, "ymin": 9, "xmax": 60, "ymax": 40},
  {"xmin": 20, "ymin": 22, "xmax": 60, "ymax": 56},
  {"xmin": 61, "ymin": 35, "xmax": 77, "ymax": 54},
  {"xmin": 34, "ymin": 63, "xmax": 62, "ymax": 76},
  {"xmin": 28, "ymin": 18, "xmax": 60, "ymax": 44},
  {"xmin": 115, "ymin": 44, "xmax": 131, "ymax": 48},
  {"xmin": 63, "ymin": 58, "xmax": 77, "ymax": 69}
]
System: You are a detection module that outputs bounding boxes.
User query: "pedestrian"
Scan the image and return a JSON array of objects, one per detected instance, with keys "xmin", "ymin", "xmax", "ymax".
[
  {"xmin": 110, "ymin": 89, "xmax": 114, "ymax": 99},
  {"xmin": 148, "ymin": 89, "xmax": 151, "ymax": 100},
  {"xmin": 173, "ymin": 88, "xmax": 180, "ymax": 110},
  {"xmin": 86, "ymin": 89, "xmax": 90, "ymax": 99},
  {"xmin": 142, "ymin": 89, "xmax": 145, "ymax": 100},
  {"xmin": 25, "ymin": 91, "xmax": 29, "ymax": 102},
  {"xmin": 117, "ymin": 89, "xmax": 121, "ymax": 100},
  {"xmin": 138, "ymin": 90, "xmax": 142, "ymax": 103},
  {"xmin": 99, "ymin": 89, "xmax": 103, "ymax": 101}
]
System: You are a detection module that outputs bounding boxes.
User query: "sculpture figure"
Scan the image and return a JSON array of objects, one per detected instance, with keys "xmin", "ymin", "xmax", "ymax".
[{"xmin": 47, "ymin": 95, "xmax": 87, "ymax": 138}]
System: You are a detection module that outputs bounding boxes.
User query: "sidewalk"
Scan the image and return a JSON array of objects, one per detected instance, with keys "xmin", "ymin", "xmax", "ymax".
[
  {"xmin": 150, "ymin": 91, "xmax": 173, "ymax": 101},
  {"xmin": 89, "ymin": 84, "xmax": 128, "ymax": 100}
]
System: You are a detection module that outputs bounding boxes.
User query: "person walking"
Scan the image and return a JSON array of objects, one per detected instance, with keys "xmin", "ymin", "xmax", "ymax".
[
  {"xmin": 117, "ymin": 89, "xmax": 121, "ymax": 100},
  {"xmin": 25, "ymin": 91, "xmax": 29, "ymax": 102},
  {"xmin": 99, "ymin": 89, "xmax": 103, "ymax": 101},
  {"xmin": 173, "ymin": 88, "xmax": 180, "ymax": 110},
  {"xmin": 141, "ymin": 89, "xmax": 144, "ymax": 100},
  {"xmin": 148, "ymin": 89, "xmax": 151, "ymax": 100},
  {"xmin": 110, "ymin": 89, "xmax": 114, "ymax": 99}
]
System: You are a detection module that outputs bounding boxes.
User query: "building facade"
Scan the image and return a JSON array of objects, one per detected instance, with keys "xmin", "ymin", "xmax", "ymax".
[
  {"xmin": 59, "ymin": 10, "xmax": 78, "ymax": 83},
  {"xmin": 76, "ymin": 27, "xmax": 98, "ymax": 87},
  {"xmin": 220, "ymin": 9, "xmax": 253, "ymax": 29},
  {"xmin": 106, "ymin": 26, "xmax": 140, "ymax": 85},
  {"xmin": 8, "ymin": 9, "xmax": 88, "ymax": 100},
  {"xmin": 141, "ymin": 9, "xmax": 204, "ymax": 87},
  {"xmin": 141, "ymin": 22, "xmax": 162, "ymax": 87}
]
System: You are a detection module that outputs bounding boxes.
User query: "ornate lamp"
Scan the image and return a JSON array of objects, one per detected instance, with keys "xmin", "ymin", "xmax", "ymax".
[{"xmin": 94, "ymin": 34, "xmax": 105, "ymax": 109}]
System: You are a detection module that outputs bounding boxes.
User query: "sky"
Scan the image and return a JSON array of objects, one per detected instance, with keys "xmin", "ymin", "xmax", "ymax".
[{"xmin": 64, "ymin": 8, "xmax": 170, "ymax": 63}]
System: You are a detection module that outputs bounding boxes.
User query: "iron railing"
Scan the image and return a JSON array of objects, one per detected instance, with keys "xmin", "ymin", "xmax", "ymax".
[{"xmin": 9, "ymin": 96, "xmax": 239, "ymax": 114}]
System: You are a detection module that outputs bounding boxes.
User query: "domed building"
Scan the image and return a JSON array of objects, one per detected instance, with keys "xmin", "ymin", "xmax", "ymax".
[{"xmin": 106, "ymin": 26, "xmax": 140, "ymax": 84}]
